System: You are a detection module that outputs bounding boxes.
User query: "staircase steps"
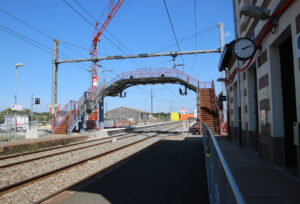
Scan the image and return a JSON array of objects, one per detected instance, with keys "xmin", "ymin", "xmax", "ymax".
[
  {"xmin": 199, "ymin": 88, "xmax": 220, "ymax": 135},
  {"xmin": 53, "ymin": 115, "xmax": 69, "ymax": 134}
]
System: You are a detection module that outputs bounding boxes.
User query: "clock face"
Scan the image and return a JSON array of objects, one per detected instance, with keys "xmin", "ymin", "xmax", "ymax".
[{"xmin": 232, "ymin": 38, "xmax": 256, "ymax": 60}]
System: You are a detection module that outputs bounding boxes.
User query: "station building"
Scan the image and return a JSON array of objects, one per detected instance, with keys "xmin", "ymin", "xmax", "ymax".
[
  {"xmin": 219, "ymin": 0, "xmax": 300, "ymax": 179},
  {"xmin": 106, "ymin": 107, "xmax": 150, "ymax": 125}
]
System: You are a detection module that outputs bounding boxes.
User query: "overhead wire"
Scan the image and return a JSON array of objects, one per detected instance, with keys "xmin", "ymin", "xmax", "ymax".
[
  {"xmin": 62, "ymin": 0, "xmax": 95, "ymax": 27},
  {"xmin": 61, "ymin": 0, "xmax": 190, "ymax": 106},
  {"xmin": 60, "ymin": 43, "xmax": 88, "ymax": 58},
  {"xmin": 0, "ymin": 24, "xmax": 53, "ymax": 55},
  {"xmin": 71, "ymin": 0, "xmax": 98, "ymax": 22},
  {"xmin": 62, "ymin": 0, "xmax": 146, "ymax": 68},
  {"xmin": 0, "ymin": 7, "xmax": 53, "ymax": 40},
  {"xmin": 155, "ymin": 24, "xmax": 218, "ymax": 52},
  {"xmin": 60, "ymin": 40, "xmax": 91, "ymax": 52},
  {"xmin": 69, "ymin": 0, "xmax": 136, "ymax": 61},
  {"xmin": 0, "ymin": 7, "xmax": 93, "ymax": 70},
  {"xmin": 162, "ymin": 0, "xmax": 185, "ymax": 70},
  {"xmin": 0, "ymin": 24, "xmax": 90, "ymax": 71},
  {"xmin": 97, "ymin": 0, "xmax": 110, "ymax": 22}
]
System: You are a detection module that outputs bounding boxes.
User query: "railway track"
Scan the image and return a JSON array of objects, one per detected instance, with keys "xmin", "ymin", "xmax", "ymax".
[
  {"xmin": 0, "ymin": 125, "xmax": 165, "ymax": 168},
  {"xmin": 0, "ymin": 123, "xmax": 181, "ymax": 204}
]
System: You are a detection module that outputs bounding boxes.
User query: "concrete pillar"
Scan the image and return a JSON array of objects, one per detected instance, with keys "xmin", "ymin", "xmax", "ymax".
[{"xmin": 99, "ymin": 98, "xmax": 104, "ymax": 129}]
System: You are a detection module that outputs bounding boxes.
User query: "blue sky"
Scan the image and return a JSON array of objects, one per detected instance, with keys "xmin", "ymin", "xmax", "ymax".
[{"xmin": 0, "ymin": 0, "xmax": 235, "ymax": 113}]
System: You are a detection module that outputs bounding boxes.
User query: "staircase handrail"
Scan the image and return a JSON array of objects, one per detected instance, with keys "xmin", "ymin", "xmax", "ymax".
[
  {"xmin": 66, "ymin": 100, "xmax": 79, "ymax": 133},
  {"xmin": 52, "ymin": 100, "xmax": 78, "ymax": 133},
  {"xmin": 211, "ymin": 80, "xmax": 223, "ymax": 133}
]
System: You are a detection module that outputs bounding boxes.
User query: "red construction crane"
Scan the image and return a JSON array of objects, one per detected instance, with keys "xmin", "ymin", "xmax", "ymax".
[
  {"xmin": 90, "ymin": 0, "xmax": 124, "ymax": 89},
  {"xmin": 88, "ymin": 0, "xmax": 124, "ymax": 122}
]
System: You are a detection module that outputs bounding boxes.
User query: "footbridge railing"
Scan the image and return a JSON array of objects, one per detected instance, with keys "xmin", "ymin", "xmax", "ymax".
[{"xmin": 106, "ymin": 68, "xmax": 200, "ymax": 89}]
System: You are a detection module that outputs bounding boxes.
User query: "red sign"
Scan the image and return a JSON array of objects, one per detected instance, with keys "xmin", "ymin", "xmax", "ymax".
[
  {"xmin": 187, "ymin": 113, "xmax": 194, "ymax": 118},
  {"xmin": 180, "ymin": 114, "xmax": 188, "ymax": 120}
]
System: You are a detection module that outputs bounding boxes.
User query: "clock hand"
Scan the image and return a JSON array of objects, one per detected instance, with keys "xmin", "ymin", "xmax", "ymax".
[{"xmin": 242, "ymin": 45, "xmax": 251, "ymax": 50}]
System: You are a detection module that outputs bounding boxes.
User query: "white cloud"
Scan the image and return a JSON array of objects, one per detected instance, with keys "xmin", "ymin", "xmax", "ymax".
[{"xmin": 224, "ymin": 31, "xmax": 231, "ymax": 38}]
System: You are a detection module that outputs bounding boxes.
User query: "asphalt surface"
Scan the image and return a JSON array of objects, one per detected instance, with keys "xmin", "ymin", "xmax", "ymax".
[{"xmin": 58, "ymin": 135, "xmax": 209, "ymax": 204}]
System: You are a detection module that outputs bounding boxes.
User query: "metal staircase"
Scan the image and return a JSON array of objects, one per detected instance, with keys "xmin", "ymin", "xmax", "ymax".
[
  {"xmin": 52, "ymin": 83, "xmax": 105, "ymax": 134},
  {"xmin": 199, "ymin": 81, "xmax": 221, "ymax": 135}
]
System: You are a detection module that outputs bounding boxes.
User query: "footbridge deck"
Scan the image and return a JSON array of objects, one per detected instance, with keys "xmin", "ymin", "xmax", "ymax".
[{"xmin": 104, "ymin": 69, "xmax": 198, "ymax": 96}]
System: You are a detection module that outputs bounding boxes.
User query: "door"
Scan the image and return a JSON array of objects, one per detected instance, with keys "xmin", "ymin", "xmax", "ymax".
[{"xmin": 279, "ymin": 36, "xmax": 297, "ymax": 167}]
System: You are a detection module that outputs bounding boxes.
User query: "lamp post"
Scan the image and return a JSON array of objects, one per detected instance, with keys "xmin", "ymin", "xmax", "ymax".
[
  {"xmin": 14, "ymin": 63, "xmax": 23, "ymax": 104},
  {"xmin": 241, "ymin": 5, "xmax": 271, "ymax": 20},
  {"xmin": 13, "ymin": 63, "xmax": 23, "ymax": 140}
]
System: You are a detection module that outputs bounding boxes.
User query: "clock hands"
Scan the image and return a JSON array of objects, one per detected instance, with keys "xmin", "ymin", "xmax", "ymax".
[{"xmin": 242, "ymin": 45, "xmax": 251, "ymax": 50}]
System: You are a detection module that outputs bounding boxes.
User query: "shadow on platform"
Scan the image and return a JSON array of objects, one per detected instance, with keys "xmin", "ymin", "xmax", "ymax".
[{"xmin": 59, "ymin": 137, "xmax": 209, "ymax": 204}]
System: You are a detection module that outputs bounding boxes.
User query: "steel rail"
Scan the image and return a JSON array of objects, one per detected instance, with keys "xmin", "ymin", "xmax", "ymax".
[
  {"xmin": 203, "ymin": 123, "xmax": 246, "ymax": 204},
  {"xmin": 0, "ymin": 125, "xmax": 168, "ymax": 168},
  {"xmin": 34, "ymin": 124, "xmax": 180, "ymax": 204},
  {"xmin": 0, "ymin": 133, "xmax": 121, "ymax": 160},
  {"xmin": 0, "ymin": 124, "xmax": 180, "ymax": 195},
  {"xmin": 0, "ymin": 124, "xmax": 165, "ymax": 161}
]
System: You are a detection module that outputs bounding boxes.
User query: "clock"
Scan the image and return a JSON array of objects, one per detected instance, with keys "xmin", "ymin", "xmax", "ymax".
[{"xmin": 232, "ymin": 38, "xmax": 256, "ymax": 61}]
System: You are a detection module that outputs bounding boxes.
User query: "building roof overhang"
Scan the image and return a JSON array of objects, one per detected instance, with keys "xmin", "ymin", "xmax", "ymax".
[{"xmin": 218, "ymin": 41, "xmax": 235, "ymax": 71}]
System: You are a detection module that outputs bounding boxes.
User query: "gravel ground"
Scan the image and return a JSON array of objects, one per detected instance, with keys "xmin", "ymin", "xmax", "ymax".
[
  {"xmin": 0, "ymin": 133, "xmax": 130, "ymax": 167},
  {"xmin": 0, "ymin": 129, "xmax": 176, "ymax": 203},
  {"xmin": 0, "ymin": 125, "xmax": 177, "ymax": 190},
  {"xmin": 0, "ymin": 125, "xmax": 161, "ymax": 164}
]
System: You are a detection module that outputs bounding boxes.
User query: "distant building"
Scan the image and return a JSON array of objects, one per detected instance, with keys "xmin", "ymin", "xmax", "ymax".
[
  {"xmin": 219, "ymin": 1, "xmax": 300, "ymax": 178},
  {"xmin": 106, "ymin": 107, "xmax": 150, "ymax": 124}
]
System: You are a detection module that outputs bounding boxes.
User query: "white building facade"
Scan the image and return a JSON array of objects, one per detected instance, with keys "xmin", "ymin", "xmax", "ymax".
[{"xmin": 220, "ymin": 0, "xmax": 300, "ymax": 179}]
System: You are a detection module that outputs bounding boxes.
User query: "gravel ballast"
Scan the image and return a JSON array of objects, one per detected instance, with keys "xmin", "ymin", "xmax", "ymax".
[{"xmin": 0, "ymin": 130, "xmax": 174, "ymax": 203}]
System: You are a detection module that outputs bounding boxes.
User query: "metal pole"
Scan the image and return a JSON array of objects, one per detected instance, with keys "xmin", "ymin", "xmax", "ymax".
[
  {"xmin": 218, "ymin": 22, "xmax": 227, "ymax": 123},
  {"xmin": 30, "ymin": 95, "xmax": 33, "ymax": 129},
  {"xmin": 52, "ymin": 39, "xmax": 59, "ymax": 117},
  {"xmin": 106, "ymin": 102, "xmax": 107, "ymax": 115},
  {"xmin": 14, "ymin": 66, "xmax": 18, "ymax": 104},
  {"xmin": 159, "ymin": 102, "xmax": 161, "ymax": 121},
  {"xmin": 99, "ymin": 99, "xmax": 104, "ymax": 129},
  {"xmin": 197, "ymin": 80, "xmax": 200, "ymax": 120},
  {"xmin": 151, "ymin": 89, "xmax": 153, "ymax": 114}
]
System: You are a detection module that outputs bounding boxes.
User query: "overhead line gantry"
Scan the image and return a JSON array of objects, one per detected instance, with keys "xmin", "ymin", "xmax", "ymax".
[
  {"xmin": 55, "ymin": 49, "xmax": 221, "ymax": 64},
  {"xmin": 51, "ymin": 22, "xmax": 225, "ymax": 119}
]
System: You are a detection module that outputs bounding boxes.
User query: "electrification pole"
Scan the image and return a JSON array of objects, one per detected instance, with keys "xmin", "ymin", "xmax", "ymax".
[
  {"xmin": 52, "ymin": 39, "xmax": 59, "ymax": 117},
  {"xmin": 218, "ymin": 22, "xmax": 227, "ymax": 123}
]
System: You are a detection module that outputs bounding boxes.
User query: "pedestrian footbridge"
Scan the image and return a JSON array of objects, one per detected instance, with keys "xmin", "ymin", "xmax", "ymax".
[{"xmin": 52, "ymin": 68, "xmax": 221, "ymax": 134}]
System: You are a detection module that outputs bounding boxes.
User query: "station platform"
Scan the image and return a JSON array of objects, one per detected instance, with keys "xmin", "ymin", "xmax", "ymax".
[
  {"xmin": 0, "ymin": 134, "xmax": 88, "ymax": 156},
  {"xmin": 218, "ymin": 139, "xmax": 300, "ymax": 203},
  {"xmin": 45, "ymin": 134, "xmax": 209, "ymax": 204},
  {"xmin": 0, "ymin": 122, "xmax": 177, "ymax": 156}
]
